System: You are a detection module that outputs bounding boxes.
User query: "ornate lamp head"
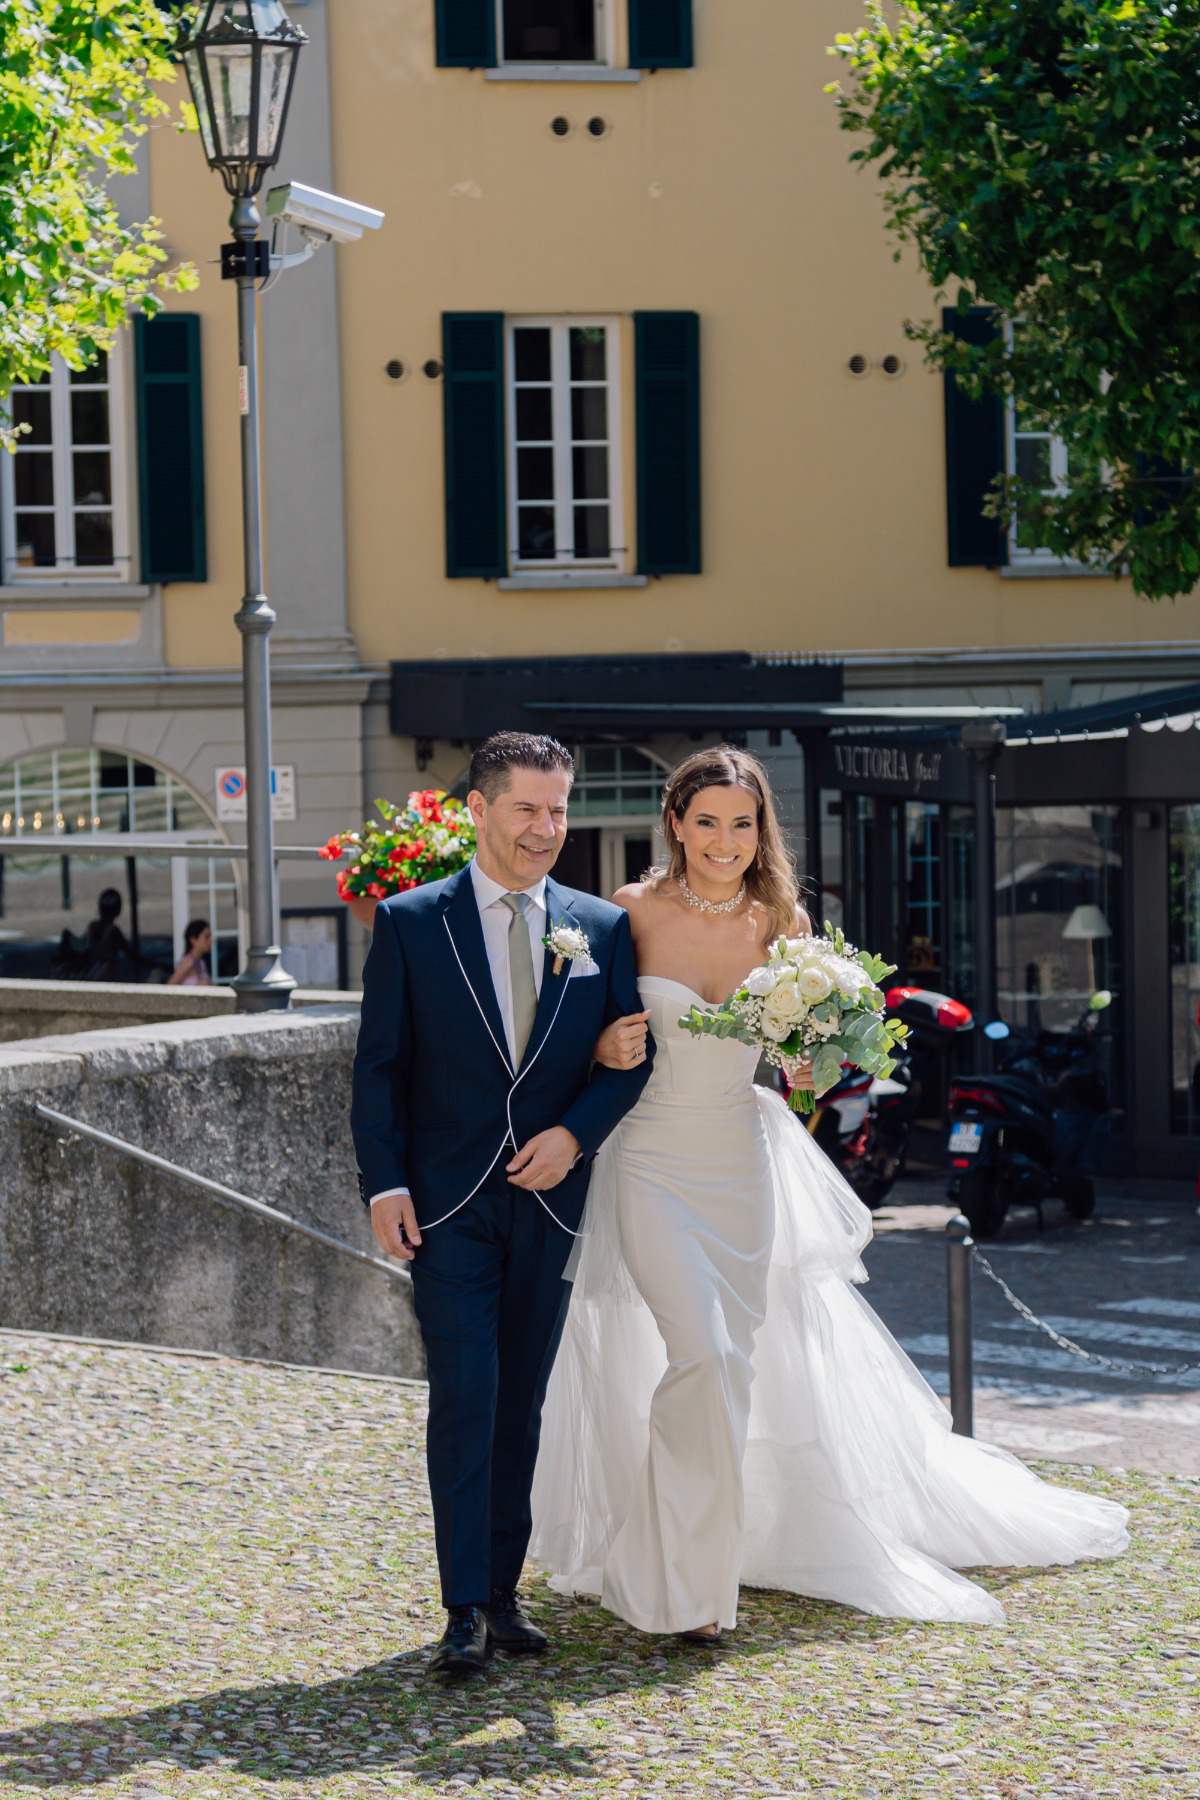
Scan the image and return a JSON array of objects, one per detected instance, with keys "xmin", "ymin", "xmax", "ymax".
[{"xmin": 179, "ymin": 0, "xmax": 308, "ymax": 199}]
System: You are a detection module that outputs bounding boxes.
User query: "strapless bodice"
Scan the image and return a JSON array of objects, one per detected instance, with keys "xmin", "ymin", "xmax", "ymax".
[{"xmin": 637, "ymin": 977, "xmax": 761, "ymax": 1107}]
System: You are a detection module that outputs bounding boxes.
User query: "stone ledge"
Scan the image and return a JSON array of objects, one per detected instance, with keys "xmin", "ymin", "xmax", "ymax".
[
  {"xmin": 0, "ymin": 1004, "xmax": 360, "ymax": 1092},
  {"xmin": 0, "ymin": 978, "xmax": 359, "ymax": 1047}
]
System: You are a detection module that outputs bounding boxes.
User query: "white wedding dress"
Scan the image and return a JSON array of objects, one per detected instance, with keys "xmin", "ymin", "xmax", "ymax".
[{"xmin": 529, "ymin": 977, "xmax": 1129, "ymax": 1631}]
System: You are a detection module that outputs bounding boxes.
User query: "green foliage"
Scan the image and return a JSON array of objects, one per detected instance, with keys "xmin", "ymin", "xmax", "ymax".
[
  {"xmin": 0, "ymin": 0, "xmax": 198, "ymax": 439},
  {"xmin": 680, "ymin": 1003, "xmax": 760, "ymax": 1048},
  {"xmin": 829, "ymin": 1, "xmax": 1200, "ymax": 600}
]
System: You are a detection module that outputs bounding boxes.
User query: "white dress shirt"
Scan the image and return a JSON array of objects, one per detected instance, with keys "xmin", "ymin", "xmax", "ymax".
[{"xmin": 369, "ymin": 859, "xmax": 547, "ymax": 1207}]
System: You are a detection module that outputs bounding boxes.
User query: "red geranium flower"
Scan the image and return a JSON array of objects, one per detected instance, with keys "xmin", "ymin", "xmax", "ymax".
[{"xmin": 327, "ymin": 790, "xmax": 474, "ymax": 906}]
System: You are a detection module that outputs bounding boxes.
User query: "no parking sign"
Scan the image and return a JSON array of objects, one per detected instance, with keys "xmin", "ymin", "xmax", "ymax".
[{"xmin": 214, "ymin": 765, "xmax": 296, "ymax": 823}]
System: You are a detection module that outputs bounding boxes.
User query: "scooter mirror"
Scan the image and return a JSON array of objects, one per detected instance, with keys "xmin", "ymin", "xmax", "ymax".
[
  {"xmin": 983, "ymin": 1019, "xmax": 1011, "ymax": 1040},
  {"xmin": 1089, "ymin": 989, "xmax": 1113, "ymax": 1012}
]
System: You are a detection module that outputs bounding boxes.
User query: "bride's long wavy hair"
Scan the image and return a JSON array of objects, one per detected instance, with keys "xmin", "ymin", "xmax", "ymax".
[{"xmin": 650, "ymin": 745, "xmax": 801, "ymax": 942}]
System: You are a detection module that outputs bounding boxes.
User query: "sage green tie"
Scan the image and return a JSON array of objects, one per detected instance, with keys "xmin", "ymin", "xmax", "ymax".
[{"xmin": 500, "ymin": 892, "xmax": 538, "ymax": 1065}]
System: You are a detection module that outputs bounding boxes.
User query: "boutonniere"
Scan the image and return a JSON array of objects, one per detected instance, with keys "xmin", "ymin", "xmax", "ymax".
[{"xmin": 544, "ymin": 922, "xmax": 591, "ymax": 977}]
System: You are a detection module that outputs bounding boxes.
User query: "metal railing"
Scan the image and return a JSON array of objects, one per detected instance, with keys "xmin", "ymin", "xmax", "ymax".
[
  {"xmin": 944, "ymin": 1211, "xmax": 1200, "ymax": 1437},
  {"xmin": 0, "ymin": 833, "xmax": 323, "ymax": 861},
  {"xmin": 34, "ymin": 1103, "xmax": 409, "ymax": 1286}
]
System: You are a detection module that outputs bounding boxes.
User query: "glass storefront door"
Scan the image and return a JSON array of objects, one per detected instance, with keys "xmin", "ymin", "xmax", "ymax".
[
  {"xmin": 539, "ymin": 744, "xmax": 666, "ymax": 900},
  {"xmin": 816, "ymin": 791, "xmax": 976, "ymax": 1002},
  {"xmin": 995, "ymin": 804, "xmax": 1124, "ymax": 1113},
  {"xmin": 1168, "ymin": 806, "xmax": 1200, "ymax": 1132}
]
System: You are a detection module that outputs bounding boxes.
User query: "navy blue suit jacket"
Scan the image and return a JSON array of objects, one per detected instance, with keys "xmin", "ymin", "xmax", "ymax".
[{"xmin": 351, "ymin": 866, "xmax": 653, "ymax": 1233}]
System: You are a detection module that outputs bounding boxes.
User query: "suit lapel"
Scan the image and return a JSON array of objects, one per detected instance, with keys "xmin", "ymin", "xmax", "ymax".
[
  {"xmin": 520, "ymin": 878, "xmax": 578, "ymax": 1074},
  {"xmin": 441, "ymin": 867, "xmax": 513, "ymax": 1077}
]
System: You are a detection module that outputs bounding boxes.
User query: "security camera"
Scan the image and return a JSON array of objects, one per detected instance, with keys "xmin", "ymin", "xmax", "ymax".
[{"xmin": 265, "ymin": 182, "xmax": 383, "ymax": 246}]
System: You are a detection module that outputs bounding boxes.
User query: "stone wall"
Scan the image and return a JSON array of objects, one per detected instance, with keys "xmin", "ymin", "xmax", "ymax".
[
  {"xmin": 0, "ymin": 978, "xmax": 362, "ymax": 1043},
  {"xmin": 0, "ymin": 1007, "xmax": 422, "ymax": 1379}
]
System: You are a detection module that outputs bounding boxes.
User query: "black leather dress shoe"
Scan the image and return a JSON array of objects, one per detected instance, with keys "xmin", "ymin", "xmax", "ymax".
[
  {"xmin": 483, "ymin": 1587, "xmax": 549, "ymax": 1654},
  {"xmin": 429, "ymin": 1605, "xmax": 489, "ymax": 1676}
]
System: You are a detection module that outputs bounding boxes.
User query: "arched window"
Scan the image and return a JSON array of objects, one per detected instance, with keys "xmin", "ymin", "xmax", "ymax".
[{"xmin": 0, "ymin": 749, "xmax": 238, "ymax": 983}]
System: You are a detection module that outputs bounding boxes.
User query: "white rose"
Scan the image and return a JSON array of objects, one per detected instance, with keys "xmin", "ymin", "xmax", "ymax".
[
  {"xmin": 836, "ymin": 963, "xmax": 870, "ymax": 999},
  {"xmin": 744, "ymin": 964, "xmax": 780, "ymax": 997},
  {"xmin": 763, "ymin": 984, "xmax": 806, "ymax": 1033},
  {"xmin": 796, "ymin": 966, "xmax": 833, "ymax": 1003},
  {"xmin": 760, "ymin": 1011, "xmax": 792, "ymax": 1043}
]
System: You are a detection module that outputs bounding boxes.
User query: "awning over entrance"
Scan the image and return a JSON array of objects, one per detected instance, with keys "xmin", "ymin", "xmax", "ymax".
[
  {"xmin": 389, "ymin": 654, "xmax": 1027, "ymax": 742},
  {"xmin": 390, "ymin": 653, "xmax": 843, "ymax": 739},
  {"xmin": 1003, "ymin": 679, "xmax": 1200, "ymax": 804},
  {"xmin": 1007, "ymin": 679, "xmax": 1200, "ymax": 744}
]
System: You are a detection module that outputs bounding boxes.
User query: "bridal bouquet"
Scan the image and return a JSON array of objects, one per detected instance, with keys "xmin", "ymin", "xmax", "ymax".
[{"xmin": 678, "ymin": 925, "xmax": 908, "ymax": 1114}]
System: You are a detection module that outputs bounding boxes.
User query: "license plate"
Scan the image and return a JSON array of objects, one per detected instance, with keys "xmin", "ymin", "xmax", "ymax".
[{"xmin": 948, "ymin": 1122, "xmax": 983, "ymax": 1154}]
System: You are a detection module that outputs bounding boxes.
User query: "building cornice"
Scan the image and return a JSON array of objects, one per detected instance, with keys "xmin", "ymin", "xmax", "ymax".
[
  {"xmin": 835, "ymin": 641, "xmax": 1200, "ymax": 690},
  {"xmin": 0, "ymin": 662, "xmax": 378, "ymax": 711}
]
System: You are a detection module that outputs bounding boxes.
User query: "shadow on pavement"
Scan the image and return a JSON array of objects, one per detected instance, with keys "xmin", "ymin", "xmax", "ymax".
[{"xmin": 0, "ymin": 1576, "xmax": 1062, "ymax": 1790}]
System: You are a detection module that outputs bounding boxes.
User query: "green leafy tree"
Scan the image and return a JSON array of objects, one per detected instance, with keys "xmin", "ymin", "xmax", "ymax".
[
  {"xmin": 0, "ymin": 0, "xmax": 197, "ymax": 439},
  {"xmin": 829, "ymin": 1, "xmax": 1200, "ymax": 599}
]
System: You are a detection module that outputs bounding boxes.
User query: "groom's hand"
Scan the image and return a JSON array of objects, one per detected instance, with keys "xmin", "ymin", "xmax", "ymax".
[
  {"xmin": 370, "ymin": 1192, "xmax": 422, "ymax": 1261},
  {"xmin": 507, "ymin": 1127, "xmax": 581, "ymax": 1192}
]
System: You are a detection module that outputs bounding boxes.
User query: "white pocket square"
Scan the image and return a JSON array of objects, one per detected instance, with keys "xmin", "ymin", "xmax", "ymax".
[{"xmin": 569, "ymin": 958, "xmax": 601, "ymax": 978}]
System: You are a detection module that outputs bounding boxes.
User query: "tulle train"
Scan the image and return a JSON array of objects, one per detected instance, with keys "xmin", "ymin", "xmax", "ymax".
[{"xmin": 530, "ymin": 1084, "xmax": 1129, "ymax": 1627}]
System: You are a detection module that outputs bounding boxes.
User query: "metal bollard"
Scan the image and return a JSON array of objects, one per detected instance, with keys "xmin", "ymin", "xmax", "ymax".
[{"xmin": 945, "ymin": 1212, "xmax": 975, "ymax": 1437}]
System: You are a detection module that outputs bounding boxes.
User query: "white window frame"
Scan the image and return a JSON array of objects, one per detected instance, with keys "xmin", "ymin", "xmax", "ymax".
[
  {"xmin": 506, "ymin": 314, "xmax": 626, "ymax": 577},
  {"xmin": 495, "ymin": 0, "xmax": 614, "ymax": 69},
  {"xmin": 1000, "ymin": 317, "xmax": 1107, "ymax": 578},
  {"xmin": 1005, "ymin": 391, "xmax": 1071, "ymax": 568},
  {"xmin": 0, "ymin": 337, "xmax": 133, "ymax": 584}
]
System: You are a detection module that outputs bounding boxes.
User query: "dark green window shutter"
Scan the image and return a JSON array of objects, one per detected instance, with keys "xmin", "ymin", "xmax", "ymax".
[
  {"xmin": 635, "ymin": 311, "xmax": 701, "ymax": 575},
  {"xmin": 435, "ymin": 0, "xmax": 495, "ymax": 66},
  {"xmin": 943, "ymin": 306, "xmax": 1007, "ymax": 567},
  {"xmin": 134, "ymin": 313, "xmax": 207, "ymax": 584},
  {"xmin": 1134, "ymin": 454, "xmax": 1191, "ymax": 529},
  {"xmin": 628, "ymin": 0, "xmax": 693, "ymax": 67},
  {"xmin": 443, "ymin": 313, "xmax": 506, "ymax": 578}
]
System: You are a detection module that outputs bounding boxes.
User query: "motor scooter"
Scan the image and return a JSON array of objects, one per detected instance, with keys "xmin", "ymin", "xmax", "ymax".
[
  {"xmin": 945, "ymin": 991, "xmax": 1113, "ymax": 1238},
  {"xmin": 800, "ymin": 985, "xmax": 974, "ymax": 1206}
]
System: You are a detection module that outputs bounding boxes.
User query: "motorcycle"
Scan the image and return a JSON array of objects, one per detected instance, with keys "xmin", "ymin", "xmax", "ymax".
[
  {"xmin": 801, "ymin": 984, "xmax": 974, "ymax": 1207},
  {"xmin": 945, "ymin": 991, "xmax": 1113, "ymax": 1239}
]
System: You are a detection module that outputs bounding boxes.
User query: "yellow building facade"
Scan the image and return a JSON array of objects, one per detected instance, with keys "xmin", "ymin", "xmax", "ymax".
[{"xmin": 3, "ymin": 0, "xmax": 1200, "ymax": 1133}]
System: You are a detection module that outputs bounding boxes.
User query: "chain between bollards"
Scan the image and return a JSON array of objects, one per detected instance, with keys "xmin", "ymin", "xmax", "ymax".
[{"xmin": 945, "ymin": 1212, "xmax": 975, "ymax": 1437}]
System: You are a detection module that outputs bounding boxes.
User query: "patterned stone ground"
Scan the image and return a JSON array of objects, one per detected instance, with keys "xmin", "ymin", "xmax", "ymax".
[
  {"xmin": 863, "ymin": 1179, "xmax": 1200, "ymax": 1475},
  {"xmin": 1, "ymin": 1330, "xmax": 1197, "ymax": 1800}
]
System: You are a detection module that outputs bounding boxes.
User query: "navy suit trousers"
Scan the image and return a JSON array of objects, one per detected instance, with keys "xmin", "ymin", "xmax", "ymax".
[{"xmin": 408, "ymin": 1173, "xmax": 575, "ymax": 1608}]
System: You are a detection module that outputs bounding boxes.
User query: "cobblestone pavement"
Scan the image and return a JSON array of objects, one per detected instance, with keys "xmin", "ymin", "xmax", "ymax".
[
  {"xmin": 862, "ymin": 1174, "xmax": 1200, "ymax": 1476},
  {"xmin": 1, "ymin": 1330, "xmax": 1197, "ymax": 1800}
]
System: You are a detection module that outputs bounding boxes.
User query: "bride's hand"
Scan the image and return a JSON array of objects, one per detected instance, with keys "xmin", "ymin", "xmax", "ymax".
[
  {"xmin": 787, "ymin": 1058, "xmax": 816, "ymax": 1094},
  {"xmin": 593, "ymin": 1011, "xmax": 651, "ymax": 1070}
]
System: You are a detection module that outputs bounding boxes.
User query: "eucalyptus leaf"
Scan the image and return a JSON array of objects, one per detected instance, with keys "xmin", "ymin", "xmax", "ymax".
[{"xmin": 812, "ymin": 1044, "xmax": 846, "ymax": 1091}]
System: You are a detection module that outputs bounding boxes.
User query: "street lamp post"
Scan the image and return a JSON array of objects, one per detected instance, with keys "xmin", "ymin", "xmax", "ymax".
[
  {"xmin": 179, "ymin": 1, "xmax": 307, "ymax": 1011},
  {"xmin": 961, "ymin": 715, "xmax": 1007, "ymax": 1070}
]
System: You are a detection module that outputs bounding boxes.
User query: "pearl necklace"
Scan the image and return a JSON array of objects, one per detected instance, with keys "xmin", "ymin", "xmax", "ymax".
[{"xmin": 678, "ymin": 873, "xmax": 747, "ymax": 916}]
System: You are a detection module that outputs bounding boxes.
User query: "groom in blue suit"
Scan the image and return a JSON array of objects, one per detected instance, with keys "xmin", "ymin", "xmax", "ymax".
[{"xmin": 352, "ymin": 732, "xmax": 653, "ymax": 1674}]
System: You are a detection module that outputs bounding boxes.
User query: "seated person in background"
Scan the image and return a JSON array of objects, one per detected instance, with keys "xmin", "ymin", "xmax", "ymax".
[{"xmin": 53, "ymin": 888, "xmax": 133, "ymax": 982}]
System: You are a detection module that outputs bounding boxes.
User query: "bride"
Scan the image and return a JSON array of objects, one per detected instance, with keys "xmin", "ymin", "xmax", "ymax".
[{"xmin": 529, "ymin": 745, "xmax": 1128, "ymax": 1637}]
